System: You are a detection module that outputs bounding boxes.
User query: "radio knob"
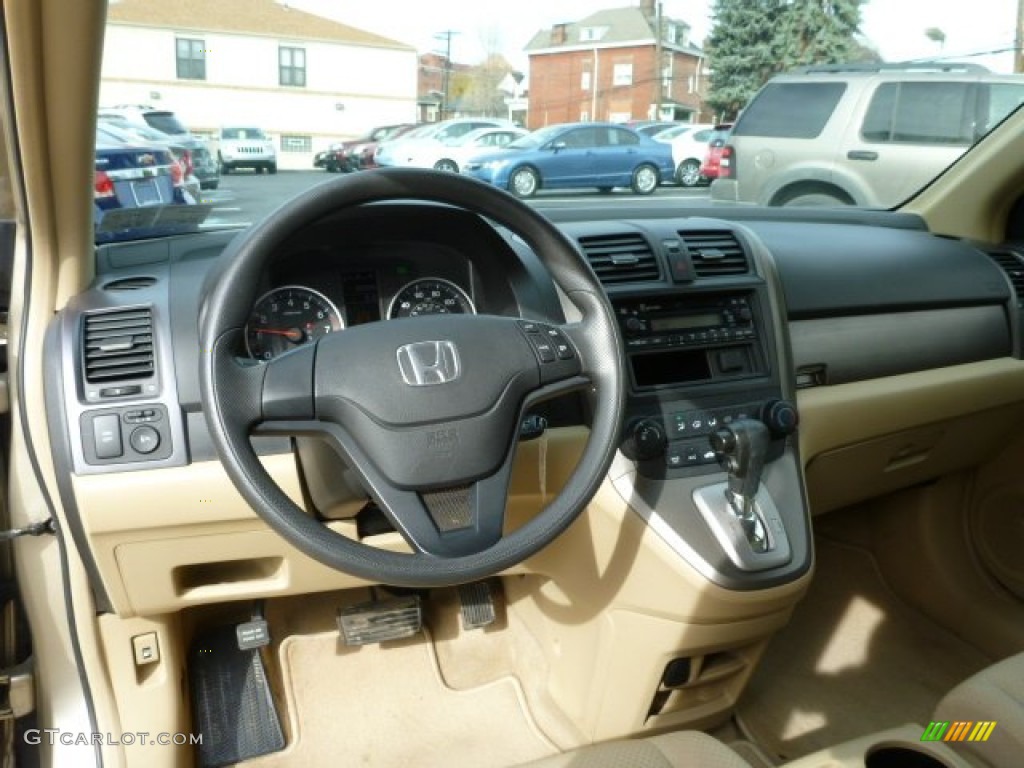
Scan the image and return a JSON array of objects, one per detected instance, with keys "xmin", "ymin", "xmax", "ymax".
[
  {"xmin": 623, "ymin": 418, "xmax": 667, "ymax": 461},
  {"xmin": 761, "ymin": 399, "xmax": 799, "ymax": 437},
  {"xmin": 625, "ymin": 316, "xmax": 645, "ymax": 332}
]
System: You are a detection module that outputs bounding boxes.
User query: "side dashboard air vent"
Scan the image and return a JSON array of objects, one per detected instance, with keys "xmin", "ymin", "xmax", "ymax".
[
  {"xmin": 577, "ymin": 233, "xmax": 660, "ymax": 285},
  {"xmin": 683, "ymin": 230, "xmax": 748, "ymax": 277},
  {"xmin": 82, "ymin": 308, "xmax": 155, "ymax": 383},
  {"xmin": 102, "ymin": 276, "xmax": 157, "ymax": 291},
  {"xmin": 987, "ymin": 251, "xmax": 1024, "ymax": 301}
]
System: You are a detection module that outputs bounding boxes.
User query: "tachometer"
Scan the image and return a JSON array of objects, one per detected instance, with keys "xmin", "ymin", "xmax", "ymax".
[
  {"xmin": 245, "ymin": 285, "xmax": 343, "ymax": 360},
  {"xmin": 387, "ymin": 278, "xmax": 475, "ymax": 319}
]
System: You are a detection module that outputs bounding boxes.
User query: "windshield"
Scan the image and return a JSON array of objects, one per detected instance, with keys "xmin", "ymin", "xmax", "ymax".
[{"xmin": 97, "ymin": 0, "xmax": 1024, "ymax": 243}]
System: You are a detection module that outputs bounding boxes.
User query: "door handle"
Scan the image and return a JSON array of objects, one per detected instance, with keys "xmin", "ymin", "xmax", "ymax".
[{"xmin": 847, "ymin": 150, "xmax": 879, "ymax": 161}]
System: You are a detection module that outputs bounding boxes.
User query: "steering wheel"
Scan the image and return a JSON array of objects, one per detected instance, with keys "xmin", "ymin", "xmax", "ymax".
[{"xmin": 199, "ymin": 168, "xmax": 625, "ymax": 587}]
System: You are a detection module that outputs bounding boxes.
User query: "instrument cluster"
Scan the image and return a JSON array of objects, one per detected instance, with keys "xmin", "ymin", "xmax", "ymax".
[{"xmin": 244, "ymin": 267, "xmax": 477, "ymax": 361}]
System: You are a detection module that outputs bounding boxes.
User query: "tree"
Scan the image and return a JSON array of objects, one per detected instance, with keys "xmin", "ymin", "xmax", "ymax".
[
  {"xmin": 705, "ymin": 0, "xmax": 866, "ymax": 120},
  {"xmin": 704, "ymin": 0, "xmax": 786, "ymax": 120},
  {"xmin": 776, "ymin": 0, "xmax": 864, "ymax": 68}
]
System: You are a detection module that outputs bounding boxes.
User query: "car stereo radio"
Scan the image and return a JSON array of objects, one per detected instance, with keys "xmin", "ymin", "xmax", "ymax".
[
  {"xmin": 617, "ymin": 294, "xmax": 757, "ymax": 351},
  {"xmin": 615, "ymin": 293, "xmax": 766, "ymax": 388}
]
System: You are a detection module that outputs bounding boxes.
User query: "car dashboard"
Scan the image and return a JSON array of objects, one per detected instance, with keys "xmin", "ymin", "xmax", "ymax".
[{"xmin": 38, "ymin": 193, "xmax": 1024, "ymax": 745}]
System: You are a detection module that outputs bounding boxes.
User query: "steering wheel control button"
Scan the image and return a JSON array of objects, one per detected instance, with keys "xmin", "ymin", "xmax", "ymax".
[
  {"xmin": 93, "ymin": 413, "xmax": 123, "ymax": 459},
  {"xmin": 544, "ymin": 328, "xmax": 576, "ymax": 360},
  {"xmin": 517, "ymin": 320, "xmax": 541, "ymax": 333},
  {"xmin": 530, "ymin": 337, "xmax": 557, "ymax": 363},
  {"xmin": 129, "ymin": 425, "xmax": 161, "ymax": 454}
]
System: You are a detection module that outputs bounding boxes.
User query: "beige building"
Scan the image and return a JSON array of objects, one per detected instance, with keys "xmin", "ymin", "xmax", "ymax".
[{"xmin": 102, "ymin": 0, "xmax": 418, "ymax": 169}]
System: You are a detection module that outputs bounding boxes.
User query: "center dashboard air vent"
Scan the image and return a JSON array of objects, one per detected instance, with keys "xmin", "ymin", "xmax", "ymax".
[
  {"xmin": 82, "ymin": 308, "xmax": 155, "ymax": 383},
  {"xmin": 683, "ymin": 230, "xmax": 748, "ymax": 277},
  {"xmin": 577, "ymin": 233, "xmax": 661, "ymax": 285},
  {"xmin": 986, "ymin": 251, "xmax": 1024, "ymax": 302}
]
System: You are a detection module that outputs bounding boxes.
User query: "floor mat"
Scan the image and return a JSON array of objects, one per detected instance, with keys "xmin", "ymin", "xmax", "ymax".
[
  {"xmin": 244, "ymin": 627, "xmax": 559, "ymax": 768},
  {"xmin": 736, "ymin": 537, "xmax": 992, "ymax": 761}
]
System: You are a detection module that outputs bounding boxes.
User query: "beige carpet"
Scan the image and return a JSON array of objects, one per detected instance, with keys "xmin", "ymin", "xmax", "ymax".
[
  {"xmin": 736, "ymin": 537, "xmax": 992, "ymax": 761},
  {"xmin": 243, "ymin": 596, "xmax": 560, "ymax": 768}
]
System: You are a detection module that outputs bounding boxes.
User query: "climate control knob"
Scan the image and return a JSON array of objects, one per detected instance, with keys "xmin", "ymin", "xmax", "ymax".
[
  {"xmin": 761, "ymin": 399, "xmax": 799, "ymax": 437},
  {"xmin": 623, "ymin": 418, "xmax": 668, "ymax": 461}
]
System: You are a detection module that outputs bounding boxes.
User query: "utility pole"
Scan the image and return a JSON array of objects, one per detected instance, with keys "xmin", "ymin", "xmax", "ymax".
[{"xmin": 434, "ymin": 30, "xmax": 458, "ymax": 120}]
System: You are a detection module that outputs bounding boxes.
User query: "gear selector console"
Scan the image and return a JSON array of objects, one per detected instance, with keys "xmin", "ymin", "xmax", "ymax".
[{"xmin": 692, "ymin": 418, "xmax": 793, "ymax": 571}]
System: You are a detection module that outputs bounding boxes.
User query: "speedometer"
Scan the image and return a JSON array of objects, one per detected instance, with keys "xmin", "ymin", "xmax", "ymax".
[
  {"xmin": 387, "ymin": 278, "xmax": 476, "ymax": 319},
  {"xmin": 245, "ymin": 285, "xmax": 343, "ymax": 361}
]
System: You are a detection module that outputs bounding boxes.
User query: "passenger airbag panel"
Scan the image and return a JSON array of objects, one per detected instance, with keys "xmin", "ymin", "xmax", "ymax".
[{"xmin": 791, "ymin": 306, "xmax": 1009, "ymax": 385}]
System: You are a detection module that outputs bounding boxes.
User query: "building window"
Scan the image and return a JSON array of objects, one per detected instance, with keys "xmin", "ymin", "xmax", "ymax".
[
  {"xmin": 281, "ymin": 135, "xmax": 312, "ymax": 153},
  {"xmin": 279, "ymin": 46, "xmax": 306, "ymax": 87},
  {"xmin": 613, "ymin": 62, "xmax": 633, "ymax": 87},
  {"xmin": 580, "ymin": 110, "xmax": 590, "ymax": 122},
  {"xmin": 580, "ymin": 26, "xmax": 607, "ymax": 42},
  {"xmin": 176, "ymin": 38, "xmax": 205, "ymax": 80},
  {"xmin": 581, "ymin": 70, "xmax": 591, "ymax": 91}
]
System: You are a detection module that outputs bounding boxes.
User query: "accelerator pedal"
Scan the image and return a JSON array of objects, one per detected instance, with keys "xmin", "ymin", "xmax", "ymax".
[
  {"xmin": 189, "ymin": 621, "xmax": 284, "ymax": 768},
  {"xmin": 338, "ymin": 594, "xmax": 423, "ymax": 646},
  {"xmin": 458, "ymin": 580, "xmax": 497, "ymax": 630}
]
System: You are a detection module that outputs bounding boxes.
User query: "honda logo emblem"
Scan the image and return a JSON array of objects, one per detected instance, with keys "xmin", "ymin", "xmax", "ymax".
[{"xmin": 396, "ymin": 340, "xmax": 461, "ymax": 386}]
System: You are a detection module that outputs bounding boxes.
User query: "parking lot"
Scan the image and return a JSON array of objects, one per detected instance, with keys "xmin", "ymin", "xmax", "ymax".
[{"xmin": 199, "ymin": 170, "xmax": 713, "ymax": 229}]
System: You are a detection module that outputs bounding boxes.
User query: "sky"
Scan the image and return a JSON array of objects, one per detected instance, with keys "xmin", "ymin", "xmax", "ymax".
[{"xmin": 291, "ymin": 0, "xmax": 1019, "ymax": 73}]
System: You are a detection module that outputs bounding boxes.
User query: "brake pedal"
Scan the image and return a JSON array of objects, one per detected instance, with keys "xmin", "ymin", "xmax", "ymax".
[
  {"xmin": 338, "ymin": 594, "xmax": 423, "ymax": 646},
  {"xmin": 458, "ymin": 580, "xmax": 497, "ymax": 630}
]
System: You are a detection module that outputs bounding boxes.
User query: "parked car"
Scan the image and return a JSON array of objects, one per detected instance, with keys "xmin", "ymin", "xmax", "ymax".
[
  {"xmin": 98, "ymin": 119, "xmax": 202, "ymax": 200},
  {"xmin": 699, "ymin": 123, "xmax": 734, "ymax": 181},
  {"xmin": 314, "ymin": 123, "xmax": 417, "ymax": 172},
  {"xmin": 93, "ymin": 124, "xmax": 194, "ymax": 241},
  {"xmin": 217, "ymin": 125, "xmax": 277, "ymax": 174},
  {"xmin": 461, "ymin": 121, "xmax": 674, "ymax": 197},
  {"xmin": 401, "ymin": 126, "xmax": 529, "ymax": 173},
  {"xmin": 668, "ymin": 123, "xmax": 716, "ymax": 186},
  {"xmin": 341, "ymin": 122, "xmax": 420, "ymax": 171},
  {"xmin": 711, "ymin": 62, "xmax": 1024, "ymax": 207},
  {"xmin": 99, "ymin": 105, "xmax": 219, "ymax": 189},
  {"xmin": 374, "ymin": 118, "xmax": 513, "ymax": 168},
  {"xmin": 622, "ymin": 120, "xmax": 679, "ymax": 138}
]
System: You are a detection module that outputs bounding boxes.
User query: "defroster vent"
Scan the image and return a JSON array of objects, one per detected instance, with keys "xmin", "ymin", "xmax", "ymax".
[
  {"xmin": 83, "ymin": 308, "xmax": 155, "ymax": 383},
  {"xmin": 683, "ymin": 231, "xmax": 748, "ymax": 277},
  {"xmin": 577, "ymin": 233, "xmax": 660, "ymax": 285}
]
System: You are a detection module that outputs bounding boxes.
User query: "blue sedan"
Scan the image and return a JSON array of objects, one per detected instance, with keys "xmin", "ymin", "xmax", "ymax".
[{"xmin": 461, "ymin": 122, "xmax": 675, "ymax": 198}]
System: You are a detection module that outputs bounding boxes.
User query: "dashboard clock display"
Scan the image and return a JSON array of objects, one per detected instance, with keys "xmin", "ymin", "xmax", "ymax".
[
  {"xmin": 388, "ymin": 278, "xmax": 475, "ymax": 319},
  {"xmin": 245, "ymin": 285, "xmax": 343, "ymax": 360}
]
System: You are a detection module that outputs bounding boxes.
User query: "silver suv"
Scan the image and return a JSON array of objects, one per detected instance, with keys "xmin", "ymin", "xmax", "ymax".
[{"xmin": 711, "ymin": 63, "xmax": 1024, "ymax": 208}]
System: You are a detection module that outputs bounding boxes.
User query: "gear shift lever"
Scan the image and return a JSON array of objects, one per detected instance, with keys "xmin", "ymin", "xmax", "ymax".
[{"xmin": 710, "ymin": 418, "xmax": 771, "ymax": 552}]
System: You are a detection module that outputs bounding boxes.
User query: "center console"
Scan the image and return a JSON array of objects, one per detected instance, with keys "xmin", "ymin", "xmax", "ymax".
[{"xmin": 602, "ymin": 224, "xmax": 812, "ymax": 591}]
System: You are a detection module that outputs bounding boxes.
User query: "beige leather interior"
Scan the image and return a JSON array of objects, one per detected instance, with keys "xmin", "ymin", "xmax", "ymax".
[
  {"xmin": 935, "ymin": 652, "xmax": 1024, "ymax": 768},
  {"xmin": 518, "ymin": 730, "xmax": 753, "ymax": 768}
]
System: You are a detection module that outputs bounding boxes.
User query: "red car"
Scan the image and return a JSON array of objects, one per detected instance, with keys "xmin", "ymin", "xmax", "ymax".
[
  {"xmin": 346, "ymin": 122, "xmax": 420, "ymax": 170},
  {"xmin": 699, "ymin": 123, "xmax": 734, "ymax": 180},
  {"xmin": 314, "ymin": 123, "xmax": 417, "ymax": 172}
]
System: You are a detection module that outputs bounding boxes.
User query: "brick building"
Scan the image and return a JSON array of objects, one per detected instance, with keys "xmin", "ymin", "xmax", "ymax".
[{"xmin": 524, "ymin": 0, "xmax": 707, "ymax": 128}]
